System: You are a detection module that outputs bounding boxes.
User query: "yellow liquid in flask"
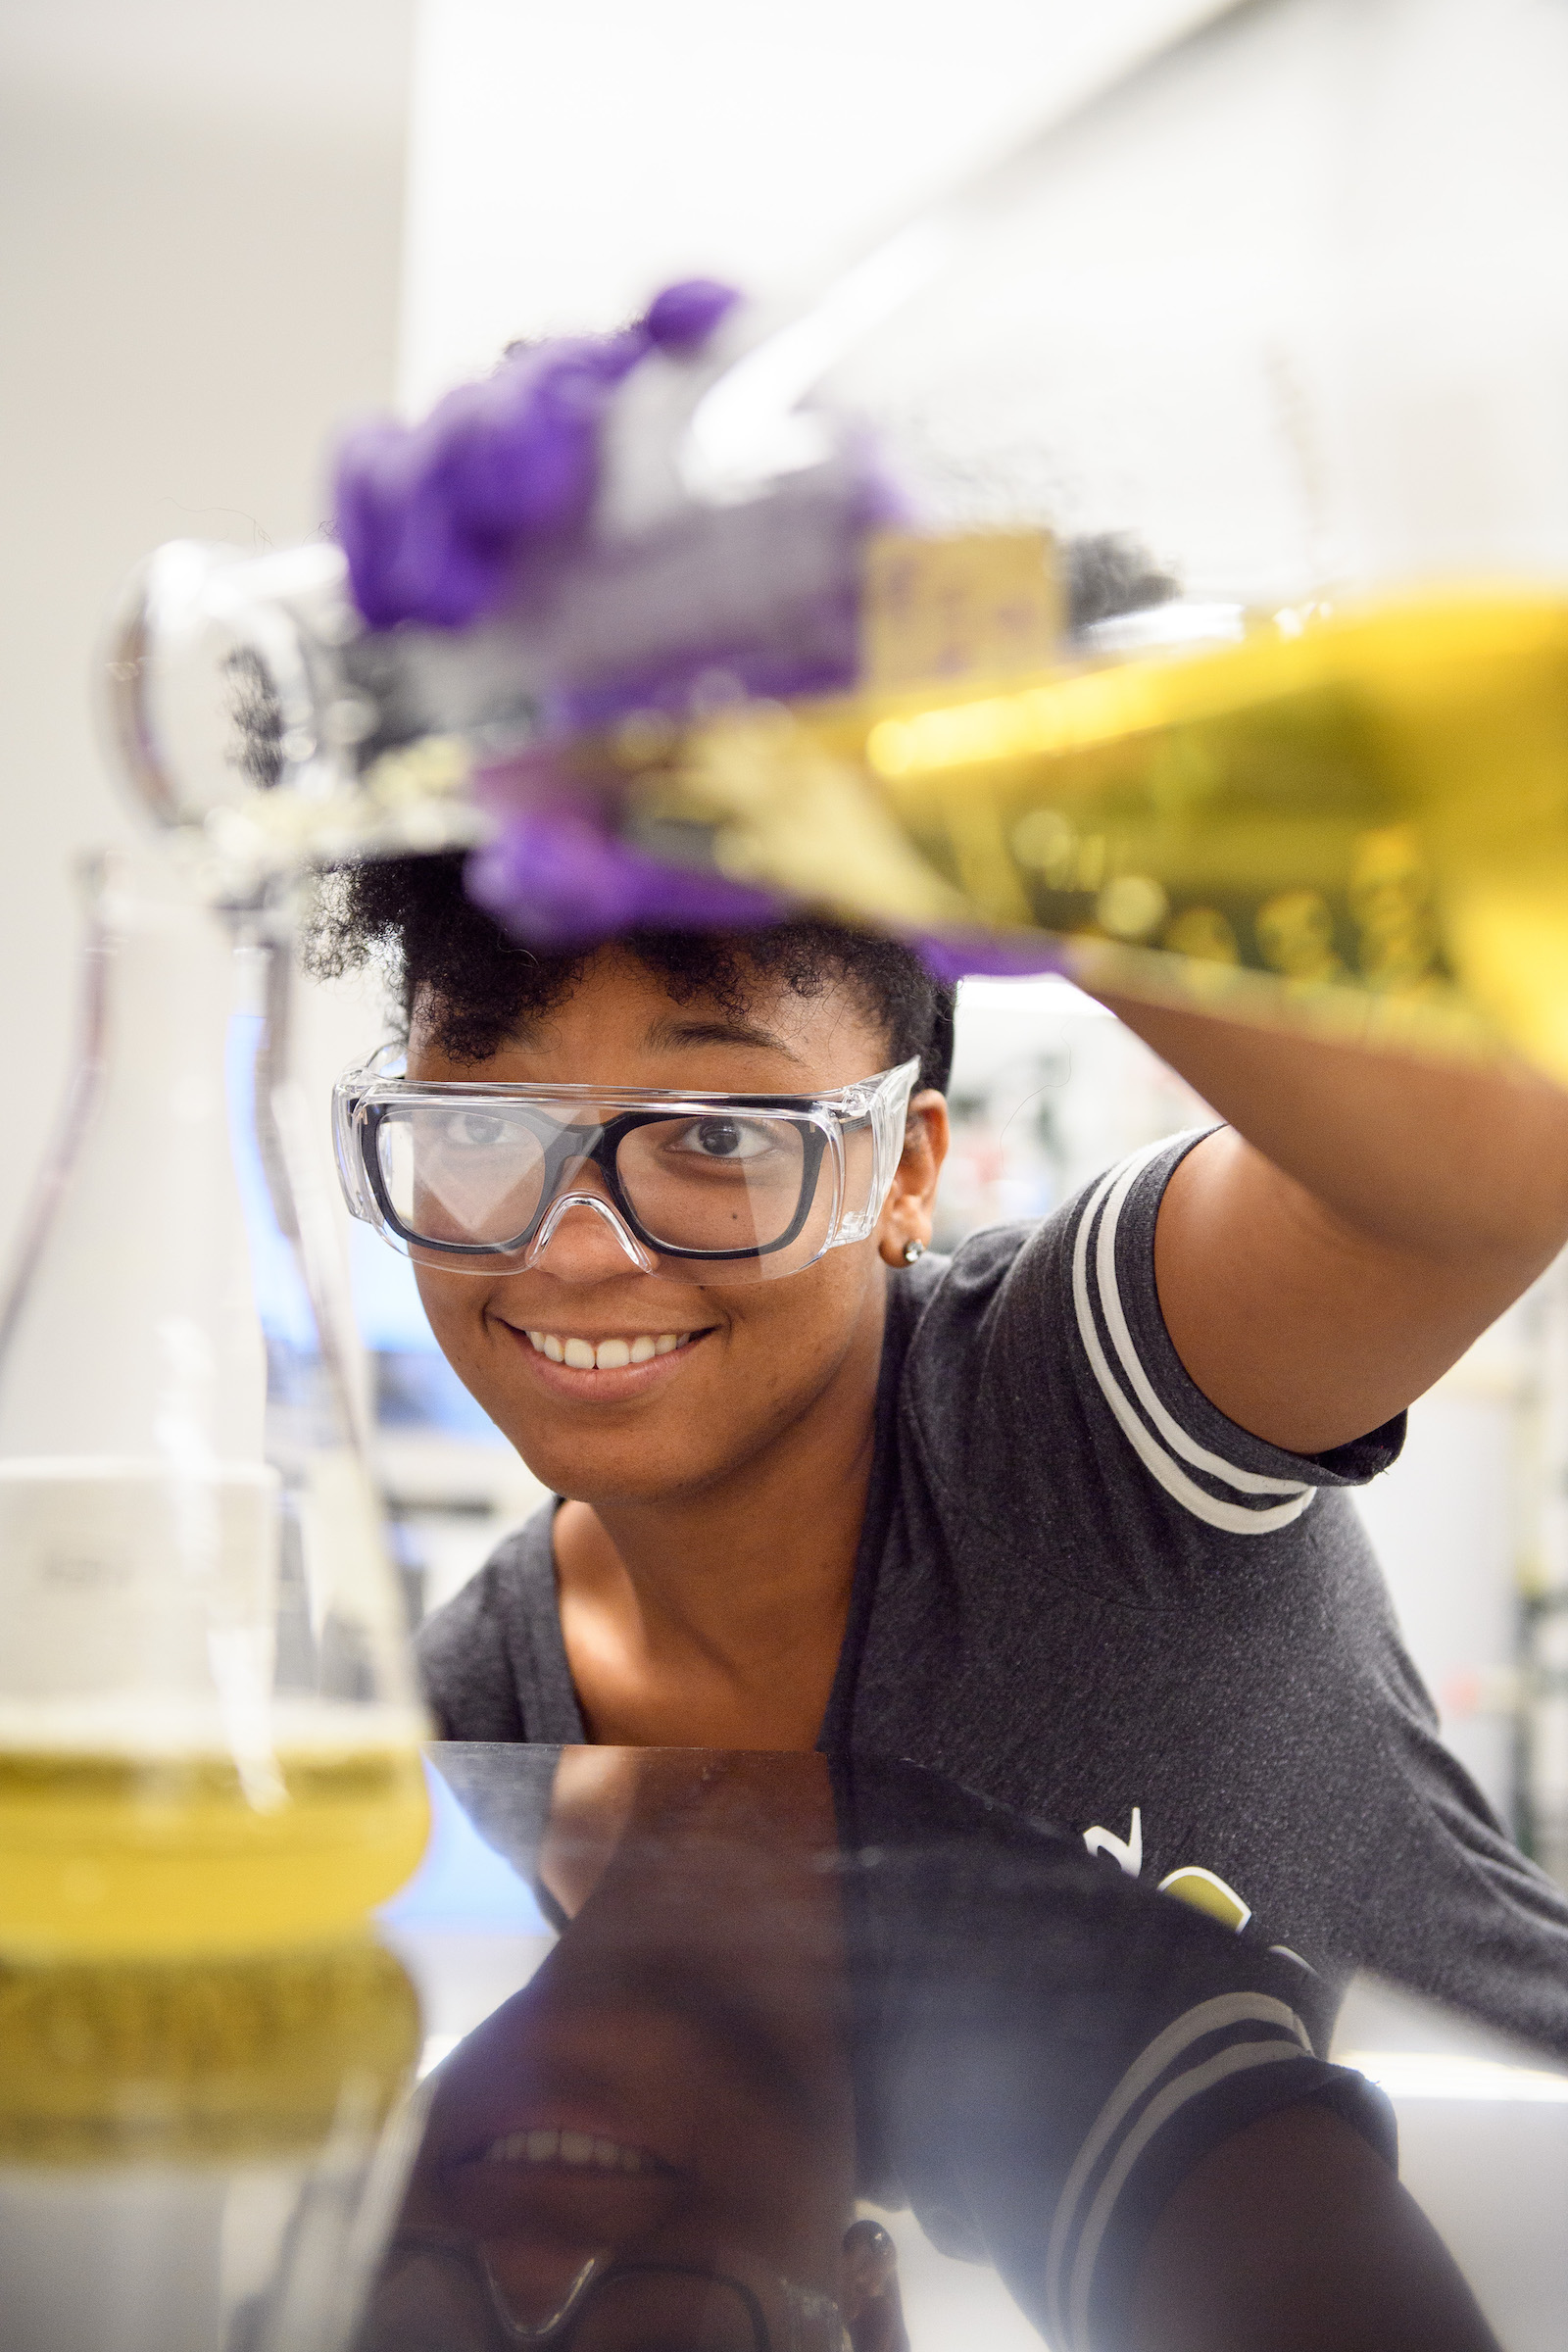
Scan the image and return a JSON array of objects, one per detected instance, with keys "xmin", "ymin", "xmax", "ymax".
[
  {"xmin": 866, "ymin": 590, "xmax": 1568, "ymax": 1077},
  {"xmin": 641, "ymin": 587, "xmax": 1568, "ymax": 1087},
  {"xmin": 0, "ymin": 1710, "xmax": 430, "ymax": 1959}
]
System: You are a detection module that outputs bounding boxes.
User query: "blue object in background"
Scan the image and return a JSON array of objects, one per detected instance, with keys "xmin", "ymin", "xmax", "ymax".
[
  {"xmin": 375, "ymin": 1348, "xmax": 503, "ymax": 1439},
  {"xmin": 228, "ymin": 1021, "xmax": 503, "ymax": 1438},
  {"xmin": 349, "ymin": 1217, "xmax": 440, "ymax": 1352},
  {"xmin": 378, "ymin": 1755, "xmax": 549, "ymax": 1933},
  {"xmin": 349, "ymin": 1221, "xmax": 507, "ymax": 1439}
]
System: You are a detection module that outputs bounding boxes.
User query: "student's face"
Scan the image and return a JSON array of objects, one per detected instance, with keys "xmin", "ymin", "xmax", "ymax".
[
  {"xmin": 406, "ymin": 947, "xmax": 946, "ymax": 1508},
  {"xmin": 364, "ymin": 1753, "xmax": 858, "ymax": 2350}
]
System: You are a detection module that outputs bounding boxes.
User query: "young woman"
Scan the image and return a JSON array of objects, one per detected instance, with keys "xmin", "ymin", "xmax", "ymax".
[{"xmin": 323, "ymin": 856, "xmax": 1568, "ymax": 2045}]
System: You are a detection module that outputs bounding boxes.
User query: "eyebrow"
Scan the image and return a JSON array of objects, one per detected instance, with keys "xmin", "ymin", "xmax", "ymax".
[{"xmin": 644, "ymin": 1013, "xmax": 807, "ymax": 1061}]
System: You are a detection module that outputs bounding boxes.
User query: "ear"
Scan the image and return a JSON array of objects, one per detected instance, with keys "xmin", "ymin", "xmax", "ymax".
[{"xmin": 877, "ymin": 1090, "xmax": 950, "ymax": 1267}]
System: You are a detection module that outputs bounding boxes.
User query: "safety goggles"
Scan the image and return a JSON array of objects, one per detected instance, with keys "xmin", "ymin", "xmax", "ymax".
[
  {"xmin": 332, "ymin": 1049, "xmax": 919, "ymax": 1284},
  {"xmin": 361, "ymin": 2238, "xmax": 849, "ymax": 2350}
]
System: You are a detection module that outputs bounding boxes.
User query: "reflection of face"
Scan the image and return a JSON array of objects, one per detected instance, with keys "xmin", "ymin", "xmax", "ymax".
[
  {"xmin": 408, "ymin": 948, "xmax": 944, "ymax": 1511},
  {"xmin": 361, "ymin": 1755, "xmax": 857, "ymax": 2349}
]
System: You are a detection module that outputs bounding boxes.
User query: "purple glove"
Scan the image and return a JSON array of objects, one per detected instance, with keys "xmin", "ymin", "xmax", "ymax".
[
  {"xmin": 337, "ymin": 277, "xmax": 1066, "ymax": 983},
  {"xmin": 334, "ymin": 280, "xmax": 740, "ymax": 632}
]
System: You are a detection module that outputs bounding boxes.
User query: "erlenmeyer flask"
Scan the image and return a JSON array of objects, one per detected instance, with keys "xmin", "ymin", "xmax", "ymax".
[
  {"xmin": 0, "ymin": 848, "xmax": 428, "ymax": 1957},
  {"xmin": 620, "ymin": 0, "xmax": 1568, "ymax": 1070},
  {"xmin": 0, "ymin": 1940, "xmax": 421, "ymax": 2352},
  {"xmin": 102, "ymin": 0, "xmax": 1568, "ymax": 1081}
]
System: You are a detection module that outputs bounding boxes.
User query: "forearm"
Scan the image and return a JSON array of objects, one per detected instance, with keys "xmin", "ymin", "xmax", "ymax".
[{"xmin": 1102, "ymin": 994, "xmax": 1568, "ymax": 1271}]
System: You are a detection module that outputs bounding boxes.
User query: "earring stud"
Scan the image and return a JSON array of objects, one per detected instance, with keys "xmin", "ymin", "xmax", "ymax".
[{"xmin": 902, "ymin": 1237, "xmax": 925, "ymax": 1264}]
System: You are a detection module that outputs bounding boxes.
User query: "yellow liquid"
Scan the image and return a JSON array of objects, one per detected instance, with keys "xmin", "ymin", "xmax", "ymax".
[
  {"xmin": 0, "ymin": 1938, "xmax": 421, "ymax": 2163},
  {"xmin": 0, "ymin": 1742, "xmax": 430, "ymax": 1959},
  {"xmin": 636, "ymin": 588, "xmax": 1568, "ymax": 1088}
]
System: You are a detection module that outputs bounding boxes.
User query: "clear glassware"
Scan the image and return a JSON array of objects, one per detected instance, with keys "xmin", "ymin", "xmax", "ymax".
[
  {"xmin": 102, "ymin": 537, "xmax": 494, "ymax": 893},
  {"xmin": 0, "ymin": 1940, "xmax": 421, "ymax": 2352},
  {"xmin": 621, "ymin": 0, "xmax": 1568, "ymax": 1069},
  {"xmin": 100, "ymin": 0, "xmax": 1568, "ymax": 1084},
  {"xmin": 0, "ymin": 847, "xmax": 429, "ymax": 1957}
]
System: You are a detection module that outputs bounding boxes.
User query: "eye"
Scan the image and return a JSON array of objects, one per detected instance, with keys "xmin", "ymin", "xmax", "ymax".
[
  {"xmin": 442, "ymin": 1109, "xmax": 507, "ymax": 1150},
  {"xmin": 670, "ymin": 1116, "xmax": 774, "ymax": 1161}
]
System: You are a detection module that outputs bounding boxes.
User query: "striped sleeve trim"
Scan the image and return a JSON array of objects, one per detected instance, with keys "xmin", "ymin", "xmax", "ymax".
[
  {"xmin": 1071, "ymin": 1138, "xmax": 1314, "ymax": 1535},
  {"xmin": 1043, "ymin": 1991, "xmax": 1312, "ymax": 2351}
]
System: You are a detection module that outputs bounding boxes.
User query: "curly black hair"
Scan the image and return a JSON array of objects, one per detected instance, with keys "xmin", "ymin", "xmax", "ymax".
[{"xmin": 309, "ymin": 858, "xmax": 958, "ymax": 1096}]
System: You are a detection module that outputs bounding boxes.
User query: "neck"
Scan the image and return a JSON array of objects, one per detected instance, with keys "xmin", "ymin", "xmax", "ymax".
[{"xmin": 553, "ymin": 1287, "xmax": 887, "ymax": 1748}]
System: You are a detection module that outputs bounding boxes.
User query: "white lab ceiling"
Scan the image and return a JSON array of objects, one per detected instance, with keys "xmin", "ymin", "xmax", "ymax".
[{"xmin": 399, "ymin": 0, "xmax": 1240, "ymax": 409}]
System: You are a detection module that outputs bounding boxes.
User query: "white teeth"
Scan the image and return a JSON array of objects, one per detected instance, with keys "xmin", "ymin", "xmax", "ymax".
[
  {"xmin": 526, "ymin": 1330, "xmax": 691, "ymax": 1366},
  {"xmin": 481, "ymin": 2127, "xmax": 650, "ymax": 2174}
]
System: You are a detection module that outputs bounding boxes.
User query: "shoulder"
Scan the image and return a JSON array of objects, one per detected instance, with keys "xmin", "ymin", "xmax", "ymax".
[
  {"xmin": 415, "ymin": 1502, "xmax": 557, "ymax": 1741},
  {"xmin": 1060, "ymin": 1131, "xmax": 1404, "ymax": 1516},
  {"xmin": 900, "ymin": 1131, "xmax": 1403, "ymax": 1546},
  {"xmin": 1040, "ymin": 1992, "xmax": 1393, "ymax": 2349}
]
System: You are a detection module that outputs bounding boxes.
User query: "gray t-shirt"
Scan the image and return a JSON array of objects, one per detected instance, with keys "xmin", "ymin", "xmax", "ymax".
[{"xmin": 417, "ymin": 1132, "xmax": 1568, "ymax": 2052}]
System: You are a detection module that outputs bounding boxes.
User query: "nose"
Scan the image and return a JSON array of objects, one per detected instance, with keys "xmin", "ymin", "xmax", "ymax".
[{"xmin": 523, "ymin": 1192, "xmax": 657, "ymax": 1278}]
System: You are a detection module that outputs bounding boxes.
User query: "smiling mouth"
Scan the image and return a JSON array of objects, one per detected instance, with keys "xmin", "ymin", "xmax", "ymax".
[
  {"xmin": 479, "ymin": 2128, "xmax": 674, "ymax": 2177},
  {"xmin": 523, "ymin": 1330, "xmax": 701, "ymax": 1370}
]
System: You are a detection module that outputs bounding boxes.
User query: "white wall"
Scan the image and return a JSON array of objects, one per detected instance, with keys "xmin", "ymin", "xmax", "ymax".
[
  {"xmin": 0, "ymin": 0, "xmax": 415, "ymax": 1275},
  {"xmin": 399, "ymin": 0, "xmax": 1240, "ymax": 406}
]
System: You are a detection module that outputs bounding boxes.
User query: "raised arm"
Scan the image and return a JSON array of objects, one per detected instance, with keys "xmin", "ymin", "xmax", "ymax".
[{"xmin": 1100, "ymin": 997, "xmax": 1568, "ymax": 1455}]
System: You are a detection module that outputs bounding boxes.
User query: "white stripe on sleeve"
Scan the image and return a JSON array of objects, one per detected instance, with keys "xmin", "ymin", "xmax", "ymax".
[
  {"xmin": 1044, "ymin": 1989, "xmax": 1311, "ymax": 2349},
  {"xmin": 1066, "ymin": 2038, "xmax": 1308, "ymax": 2349},
  {"xmin": 1071, "ymin": 1140, "xmax": 1313, "ymax": 1535}
]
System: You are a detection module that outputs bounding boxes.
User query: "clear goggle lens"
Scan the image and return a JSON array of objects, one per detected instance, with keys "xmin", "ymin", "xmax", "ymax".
[
  {"xmin": 378, "ymin": 1105, "xmax": 824, "ymax": 1260},
  {"xmin": 338, "ymin": 1059, "xmax": 918, "ymax": 1285}
]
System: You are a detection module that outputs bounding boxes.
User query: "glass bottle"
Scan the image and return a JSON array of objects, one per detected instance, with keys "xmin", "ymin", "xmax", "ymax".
[
  {"xmin": 0, "ymin": 847, "xmax": 429, "ymax": 1957},
  {"xmin": 101, "ymin": 0, "xmax": 1568, "ymax": 1083}
]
